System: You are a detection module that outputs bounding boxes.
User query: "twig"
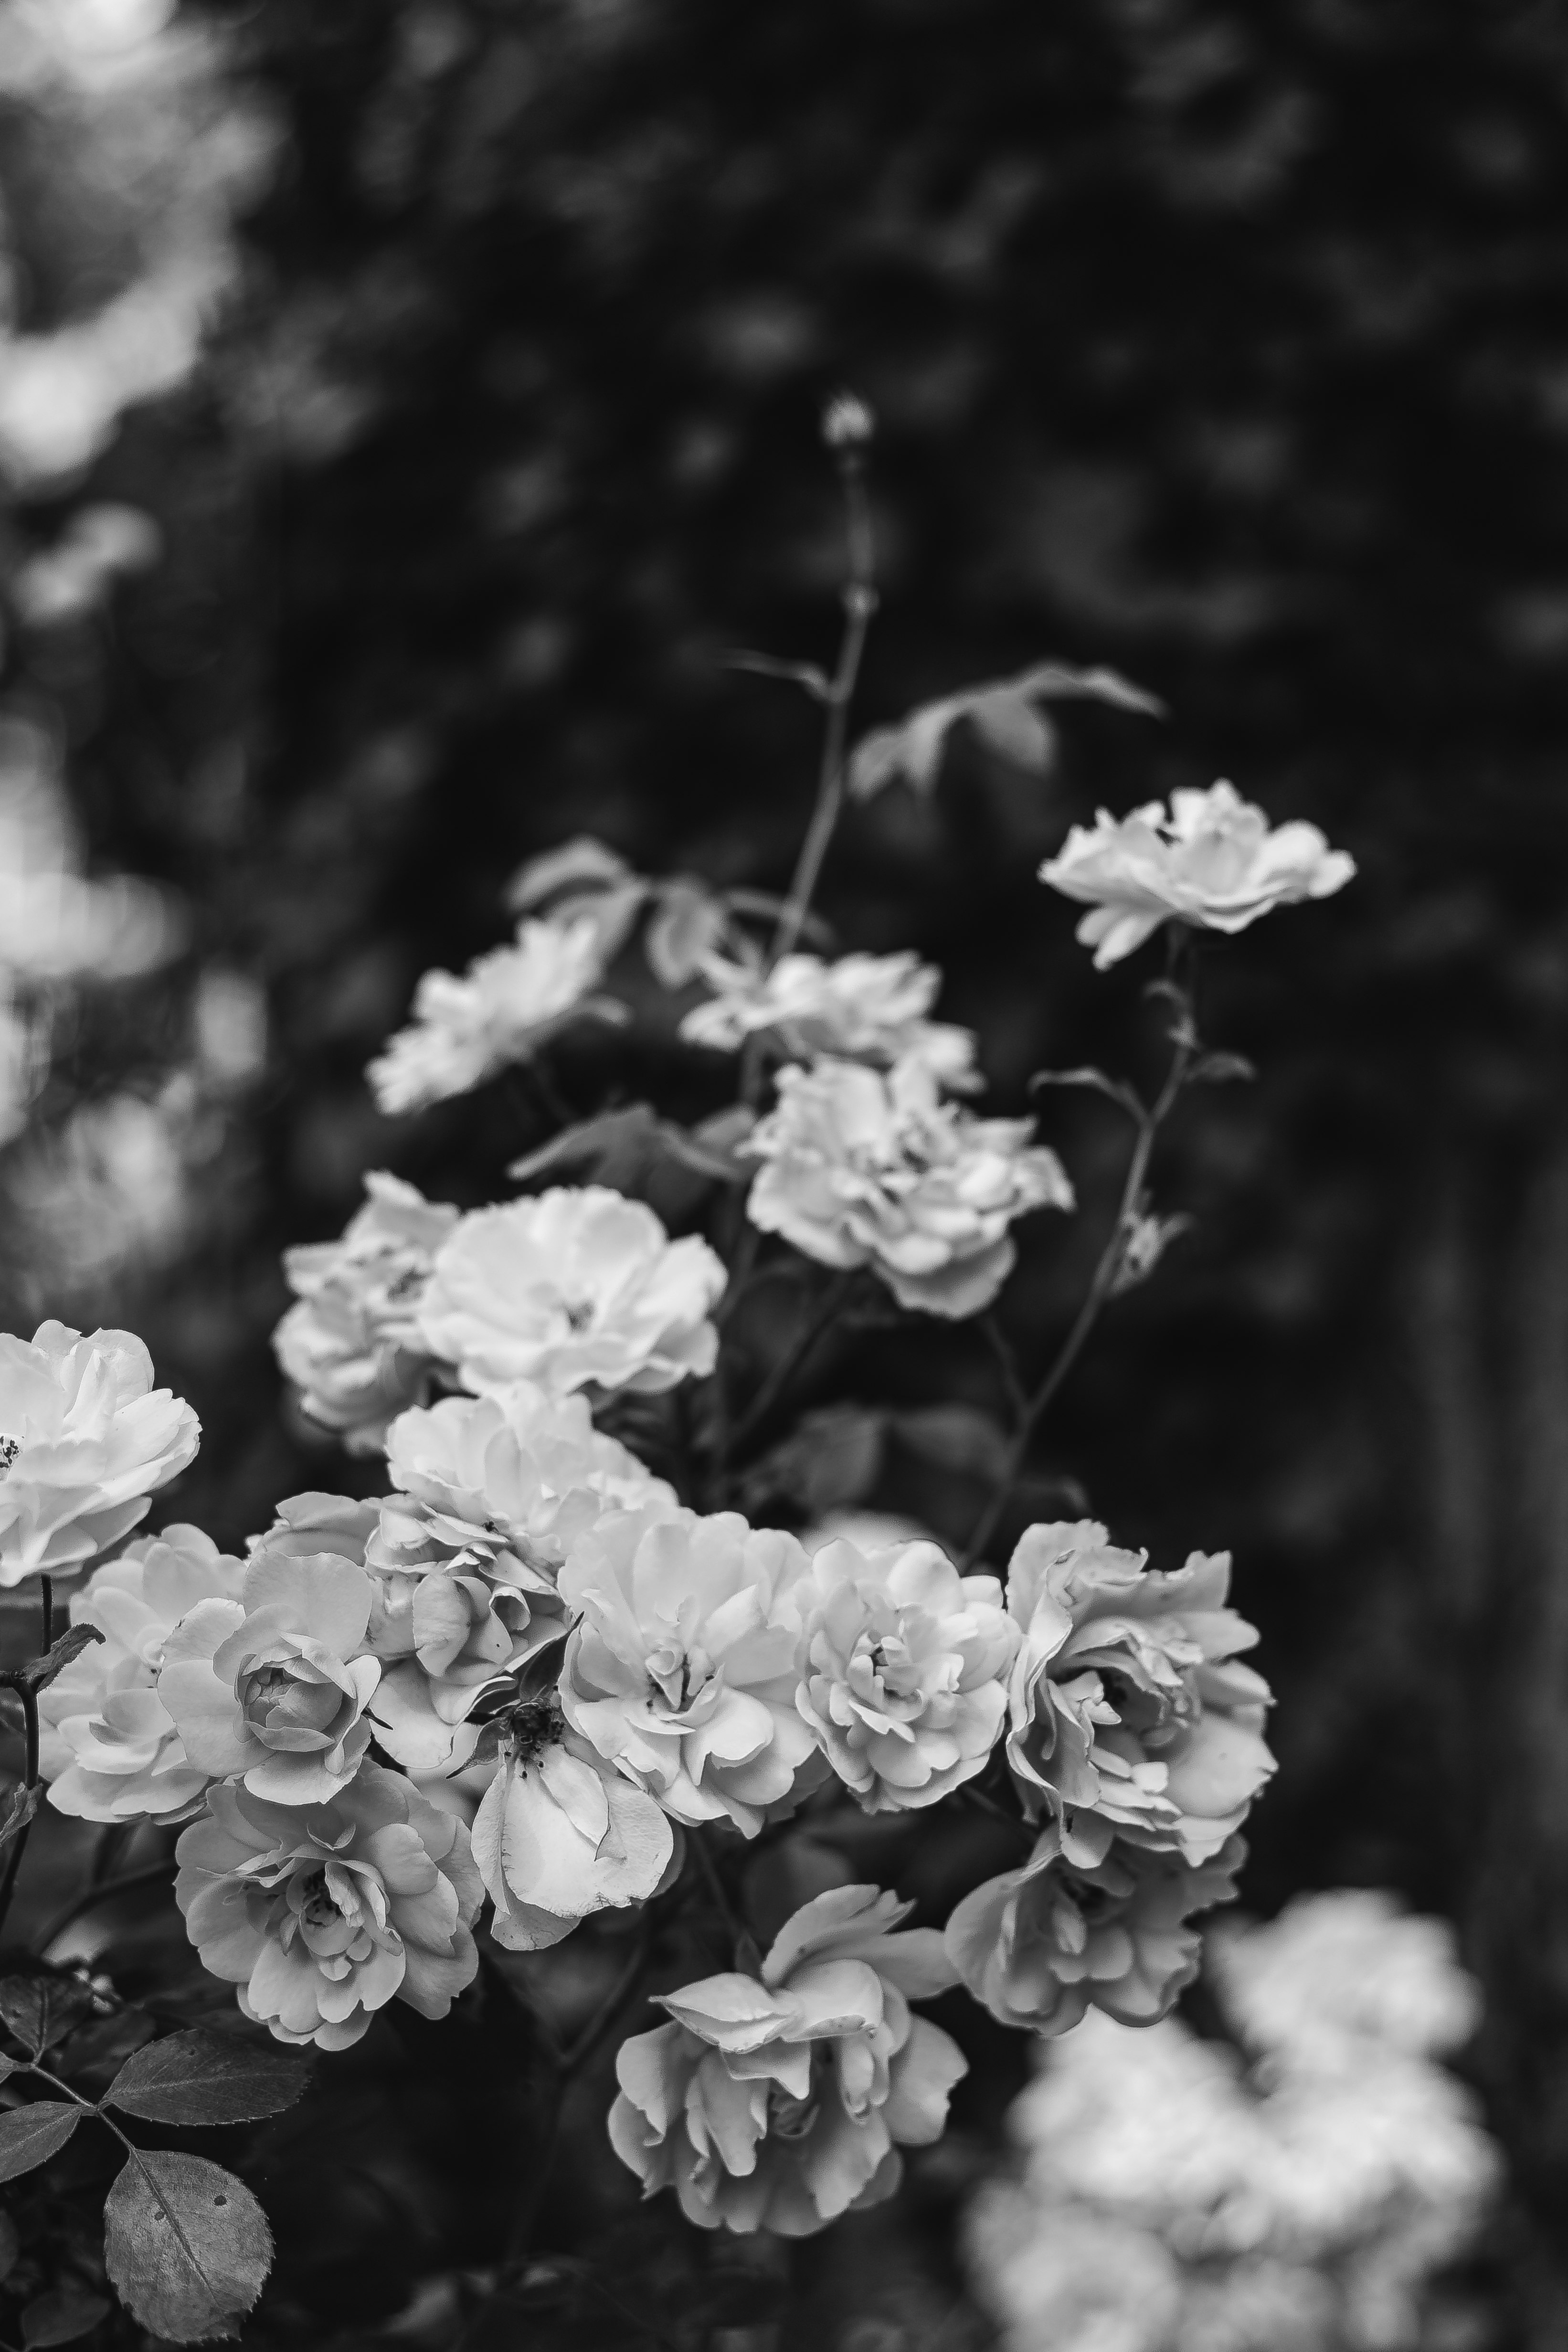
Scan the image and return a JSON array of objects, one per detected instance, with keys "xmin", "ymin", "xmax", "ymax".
[
  {"xmin": 769, "ymin": 441, "xmax": 878, "ymax": 966},
  {"xmin": 961, "ymin": 950, "xmax": 1198, "ymax": 1570},
  {"xmin": 0, "ymin": 1582, "xmax": 47, "ymax": 1945},
  {"xmin": 561, "ymin": 1917, "xmax": 655, "ymax": 2075},
  {"xmin": 34, "ymin": 1857, "xmax": 177, "ymax": 1958},
  {"xmin": 726, "ymin": 1270, "xmax": 856, "ymax": 1466},
  {"xmin": 689, "ymin": 1827, "xmax": 749, "ymax": 1959}
]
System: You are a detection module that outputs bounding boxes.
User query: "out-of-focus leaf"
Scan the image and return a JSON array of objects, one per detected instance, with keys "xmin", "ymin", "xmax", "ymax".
[
  {"xmin": 510, "ymin": 1103, "xmax": 748, "ymax": 1195},
  {"xmin": 724, "ymin": 648, "xmax": 830, "ymax": 700},
  {"xmin": 0, "ymin": 1784, "xmax": 39, "ymax": 1854},
  {"xmin": 104, "ymin": 2150, "xmax": 273, "ymax": 2344},
  {"xmin": 105, "ymin": 2029, "xmax": 310, "ymax": 2127},
  {"xmin": 0, "ymin": 1978, "xmax": 94, "ymax": 2057},
  {"xmin": 0, "ymin": 2207, "xmax": 19, "ymax": 2282},
  {"xmin": 890, "ymin": 1403, "xmax": 1011, "ymax": 1481},
  {"xmin": 742, "ymin": 1834, "xmax": 855, "ymax": 1950},
  {"xmin": 506, "ymin": 835, "xmax": 634, "ymax": 911},
  {"xmin": 645, "ymin": 879, "xmax": 727, "ymax": 986},
  {"xmin": 848, "ymin": 660, "xmax": 1163, "ymax": 800},
  {"xmin": 21, "ymin": 2287, "xmax": 112, "ymax": 2347},
  {"xmin": 1190, "ymin": 1049, "xmax": 1257, "ymax": 1085},
  {"xmin": 739, "ymin": 1403, "xmax": 886, "ymax": 1516},
  {"xmin": 0, "ymin": 2104, "xmax": 81, "ymax": 2183},
  {"xmin": 1031, "ymin": 1065, "xmax": 1146, "ymax": 1121}
]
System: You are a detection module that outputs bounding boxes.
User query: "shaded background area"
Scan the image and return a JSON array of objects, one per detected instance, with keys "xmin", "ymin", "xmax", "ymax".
[{"xmin": 4, "ymin": 0, "xmax": 1568, "ymax": 2341}]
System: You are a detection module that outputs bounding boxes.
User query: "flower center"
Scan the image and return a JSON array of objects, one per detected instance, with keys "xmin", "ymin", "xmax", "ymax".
[
  {"xmin": 561, "ymin": 1297, "xmax": 595, "ymax": 1333},
  {"xmin": 499, "ymin": 1693, "xmax": 564, "ymax": 1764},
  {"xmin": 295, "ymin": 1866, "xmax": 342, "ymax": 1934},
  {"xmin": 0, "ymin": 1435, "xmax": 18, "ymax": 1476},
  {"xmin": 646, "ymin": 1638, "xmax": 715, "ymax": 1714}
]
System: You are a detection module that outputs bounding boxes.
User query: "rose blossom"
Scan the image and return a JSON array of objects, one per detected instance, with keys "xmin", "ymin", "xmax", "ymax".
[
  {"xmin": 795, "ymin": 1531, "xmax": 1016, "ymax": 1812},
  {"xmin": 558, "ymin": 1502, "xmax": 821, "ymax": 1834},
  {"xmin": 273, "ymin": 1171, "xmax": 459, "ymax": 1453},
  {"xmin": 1004, "ymin": 1520, "xmax": 1274, "ymax": 1865},
  {"xmin": 418, "ymin": 1186, "xmax": 726, "ymax": 1398},
  {"xmin": 175, "ymin": 1763, "xmax": 483, "ymax": 2050},
  {"xmin": 610, "ymin": 1884, "xmax": 966, "ymax": 2235},
  {"xmin": 945, "ymin": 1820, "xmax": 1244, "ymax": 2035},
  {"xmin": 745, "ymin": 1057, "xmax": 1072, "ymax": 1319},
  {"xmin": 367, "ymin": 913, "xmax": 617, "ymax": 1115},
  {"xmin": 157, "ymin": 1542, "xmax": 381, "ymax": 1805},
  {"xmin": 471, "ymin": 1693, "xmax": 674, "ymax": 1950},
  {"xmin": 681, "ymin": 950, "xmax": 979, "ymax": 1092},
  {"xmin": 0, "ymin": 1322, "xmax": 200, "ymax": 1584},
  {"xmin": 1039, "ymin": 780, "xmax": 1355, "ymax": 970},
  {"xmin": 364, "ymin": 1384, "xmax": 674, "ymax": 1771},
  {"xmin": 39, "ymin": 1526, "xmax": 245, "ymax": 1823}
]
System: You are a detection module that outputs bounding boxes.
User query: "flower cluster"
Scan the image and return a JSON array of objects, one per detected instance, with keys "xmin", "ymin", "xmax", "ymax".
[
  {"xmin": 964, "ymin": 1892, "xmax": 1497, "ymax": 2352},
  {"xmin": 745, "ymin": 1056, "xmax": 1073, "ymax": 1318},
  {"xmin": 4, "ymin": 637, "xmax": 1356, "ymax": 2275}
]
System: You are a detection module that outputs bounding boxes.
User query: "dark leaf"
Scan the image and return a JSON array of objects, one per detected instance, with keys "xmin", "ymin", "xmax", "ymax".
[
  {"xmin": 0, "ymin": 1978, "xmax": 94, "ymax": 2057},
  {"xmin": 967, "ymin": 687, "xmax": 1056, "ymax": 773},
  {"xmin": 0, "ymin": 2208, "xmax": 18, "ymax": 2282},
  {"xmin": 848, "ymin": 661, "xmax": 1162, "ymax": 801},
  {"xmin": 17, "ymin": 1625, "xmax": 105, "ymax": 1698},
  {"xmin": 0, "ymin": 2104, "xmax": 82, "ymax": 2183},
  {"xmin": 644, "ymin": 879, "xmax": 728, "ymax": 987},
  {"xmin": 890, "ymin": 1404, "xmax": 1011, "ymax": 1481},
  {"xmin": 505, "ymin": 834, "xmax": 633, "ymax": 912},
  {"xmin": 21, "ymin": 2288, "xmax": 112, "ymax": 2347},
  {"xmin": 104, "ymin": 2150, "xmax": 272, "ymax": 2344},
  {"xmin": 724, "ymin": 649, "xmax": 830, "ymax": 700},
  {"xmin": 722, "ymin": 888, "xmax": 834, "ymax": 949},
  {"xmin": 0, "ymin": 1783, "xmax": 40, "ymax": 1854},
  {"xmin": 106, "ymin": 2029, "xmax": 310, "ymax": 2128},
  {"xmin": 1030, "ymin": 1066, "xmax": 1146, "ymax": 1121},
  {"xmin": 510, "ymin": 1103, "xmax": 745, "ymax": 1197},
  {"xmin": 1190, "ymin": 1049, "xmax": 1257, "ymax": 1085},
  {"xmin": 737, "ymin": 1404, "xmax": 886, "ymax": 1518}
]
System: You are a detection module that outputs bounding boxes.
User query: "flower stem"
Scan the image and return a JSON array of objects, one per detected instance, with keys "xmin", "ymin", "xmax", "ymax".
[
  {"xmin": 0, "ymin": 1580, "xmax": 48, "ymax": 1946},
  {"xmin": 769, "ymin": 450, "xmax": 877, "ymax": 968},
  {"xmin": 960, "ymin": 958, "xmax": 1198, "ymax": 1571},
  {"xmin": 33, "ymin": 1856, "xmax": 176, "ymax": 1958},
  {"xmin": 724, "ymin": 1269, "xmax": 856, "ymax": 1473}
]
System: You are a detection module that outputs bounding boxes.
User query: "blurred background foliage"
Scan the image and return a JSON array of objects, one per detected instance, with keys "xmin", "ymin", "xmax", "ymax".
[{"xmin": 4, "ymin": 0, "xmax": 1568, "ymax": 2341}]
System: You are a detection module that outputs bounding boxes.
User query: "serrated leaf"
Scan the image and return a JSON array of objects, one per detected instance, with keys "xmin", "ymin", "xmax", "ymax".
[
  {"xmin": 21, "ymin": 2287, "xmax": 111, "ymax": 2347},
  {"xmin": 106, "ymin": 2030, "xmax": 310, "ymax": 2128},
  {"xmin": 0, "ymin": 1783, "xmax": 40, "ymax": 1854},
  {"xmin": 104, "ymin": 2150, "xmax": 272, "ymax": 2344},
  {"xmin": 644, "ymin": 880, "xmax": 728, "ymax": 988},
  {"xmin": 0, "ymin": 2103, "xmax": 81, "ymax": 2183},
  {"xmin": 18, "ymin": 1624, "xmax": 105, "ymax": 1697},
  {"xmin": 0, "ymin": 1978, "xmax": 94, "ymax": 2057}
]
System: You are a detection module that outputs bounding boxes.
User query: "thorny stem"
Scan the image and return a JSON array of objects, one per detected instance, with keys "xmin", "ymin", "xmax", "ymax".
[
  {"xmin": 769, "ymin": 448, "xmax": 877, "ymax": 967},
  {"xmin": 961, "ymin": 949, "xmax": 1199, "ymax": 1571}
]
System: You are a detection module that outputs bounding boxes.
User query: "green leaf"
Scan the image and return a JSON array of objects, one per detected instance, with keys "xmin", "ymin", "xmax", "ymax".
[
  {"xmin": 0, "ymin": 1977, "xmax": 94, "ymax": 2056},
  {"xmin": 21, "ymin": 2288, "xmax": 111, "ymax": 2347},
  {"xmin": 104, "ymin": 2150, "xmax": 273, "ymax": 2344},
  {"xmin": 106, "ymin": 2030, "xmax": 310, "ymax": 2127},
  {"xmin": 0, "ymin": 2103, "xmax": 82, "ymax": 2183},
  {"xmin": 18, "ymin": 1624, "xmax": 105, "ymax": 1697}
]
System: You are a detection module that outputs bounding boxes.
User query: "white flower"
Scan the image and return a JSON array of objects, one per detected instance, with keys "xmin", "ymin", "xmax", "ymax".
[
  {"xmin": 273, "ymin": 1171, "xmax": 459, "ymax": 1454},
  {"xmin": 681, "ymin": 950, "xmax": 979, "ymax": 1091},
  {"xmin": 1039, "ymin": 781, "xmax": 1355, "ymax": 969},
  {"xmin": 746, "ymin": 1057, "xmax": 1072, "ymax": 1319},
  {"xmin": 39, "ymin": 1526, "xmax": 245, "ymax": 1823},
  {"xmin": 558, "ymin": 1502, "xmax": 821, "ymax": 1833},
  {"xmin": 471, "ymin": 1695, "xmax": 674, "ymax": 1951},
  {"xmin": 367, "ymin": 914, "xmax": 617, "ymax": 1114},
  {"xmin": 0, "ymin": 1322, "xmax": 200, "ymax": 1584},
  {"xmin": 419, "ymin": 1186, "xmax": 726, "ymax": 1398},
  {"xmin": 796, "ymin": 1531, "xmax": 1017, "ymax": 1812}
]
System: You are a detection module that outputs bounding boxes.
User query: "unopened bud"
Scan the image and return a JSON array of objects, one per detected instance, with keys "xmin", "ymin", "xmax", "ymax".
[{"xmin": 821, "ymin": 391, "xmax": 875, "ymax": 452}]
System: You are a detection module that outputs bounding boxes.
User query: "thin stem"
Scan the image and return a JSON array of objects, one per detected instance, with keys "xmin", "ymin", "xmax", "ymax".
[
  {"xmin": 960, "ymin": 975, "xmax": 1197, "ymax": 1571},
  {"xmin": 562, "ymin": 1917, "xmax": 654, "ymax": 2076},
  {"xmin": 0, "ymin": 1682, "xmax": 42, "ymax": 1946},
  {"xmin": 770, "ymin": 455, "xmax": 877, "ymax": 967},
  {"xmin": 39, "ymin": 1579, "xmax": 53, "ymax": 1654},
  {"xmin": 725, "ymin": 1270, "xmax": 855, "ymax": 1469},
  {"xmin": 689, "ymin": 1827, "xmax": 748, "ymax": 1958},
  {"xmin": 33, "ymin": 1856, "xmax": 176, "ymax": 1958}
]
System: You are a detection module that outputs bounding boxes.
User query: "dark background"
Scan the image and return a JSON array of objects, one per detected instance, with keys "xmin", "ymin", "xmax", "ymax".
[{"xmin": 5, "ymin": 0, "xmax": 1568, "ymax": 2341}]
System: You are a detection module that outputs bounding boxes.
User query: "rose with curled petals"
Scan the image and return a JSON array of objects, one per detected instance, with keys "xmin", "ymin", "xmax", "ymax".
[{"xmin": 610, "ymin": 1884, "xmax": 966, "ymax": 2235}]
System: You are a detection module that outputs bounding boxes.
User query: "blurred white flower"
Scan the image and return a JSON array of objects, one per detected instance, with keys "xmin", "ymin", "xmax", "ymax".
[
  {"xmin": 681, "ymin": 949, "xmax": 979, "ymax": 1091},
  {"xmin": 8, "ymin": 1091, "xmax": 190, "ymax": 1294},
  {"xmin": 419, "ymin": 1185, "xmax": 725, "ymax": 1398},
  {"xmin": 746, "ymin": 1056, "xmax": 1072, "ymax": 1318},
  {"xmin": 1040, "ymin": 782, "xmax": 1355, "ymax": 969},
  {"xmin": 273, "ymin": 1171, "xmax": 459, "ymax": 1453},
  {"xmin": 40, "ymin": 1524, "xmax": 244, "ymax": 1822},
  {"xmin": 368, "ymin": 915, "xmax": 620, "ymax": 1115},
  {"xmin": 0, "ymin": 1321, "xmax": 200, "ymax": 1583}
]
